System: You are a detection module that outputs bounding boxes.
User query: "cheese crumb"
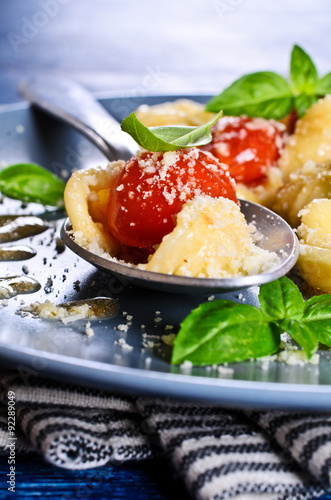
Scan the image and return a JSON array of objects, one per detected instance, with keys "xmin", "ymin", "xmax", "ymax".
[
  {"xmin": 217, "ymin": 365, "xmax": 234, "ymax": 376},
  {"xmin": 117, "ymin": 324, "xmax": 129, "ymax": 332},
  {"xmin": 61, "ymin": 313, "xmax": 87, "ymax": 324},
  {"xmin": 180, "ymin": 360, "xmax": 193, "ymax": 372},
  {"xmin": 145, "ymin": 357, "xmax": 152, "ymax": 368},
  {"xmin": 161, "ymin": 333, "xmax": 176, "ymax": 346},
  {"xmin": 277, "ymin": 349, "xmax": 320, "ymax": 366},
  {"xmin": 116, "ymin": 338, "xmax": 133, "ymax": 351},
  {"xmin": 85, "ymin": 321, "xmax": 94, "ymax": 337},
  {"xmin": 21, "ymin": 301, "xmax": 92, "ymax": 322}
]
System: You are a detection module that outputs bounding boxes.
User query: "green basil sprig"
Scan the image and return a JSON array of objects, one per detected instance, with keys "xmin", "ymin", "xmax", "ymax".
[
  {"xmin": 206, "ymin": 45, "xmax": 331, "ymax": 119},
  {"xmin": 171, "ymin": 276, "xmax": 331, "ymax": 366},
  {"xmin": 0, "ymin": 163, "xmax": 65, "ymax": 207},
  {"xmin": 121, "ymin": 110, "xmax": 223, "ymax": 152}
]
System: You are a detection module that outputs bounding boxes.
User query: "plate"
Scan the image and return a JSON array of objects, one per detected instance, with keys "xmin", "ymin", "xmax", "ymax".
[{"xmin": 0, "ymin": 95, "xmax": 330, "ymax": 411}]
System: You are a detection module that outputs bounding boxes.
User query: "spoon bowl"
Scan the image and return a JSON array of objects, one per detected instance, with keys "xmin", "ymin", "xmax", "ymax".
[{"xmin": 61, "ymin": 200, "xmax": 299, "ymax": 294}]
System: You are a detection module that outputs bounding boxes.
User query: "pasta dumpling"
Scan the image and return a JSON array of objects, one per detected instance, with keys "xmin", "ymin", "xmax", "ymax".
[
  {"xmin": 278, "ymin": 95, "xmax": 331, "ymax": 180},
  {"xmin": 64, "ymin": 162, "xmax": 124, "ymax": 255},
  {"xmin": 140, "ymin": 196, "xmax": 279, "ymax": 278},
  {"xmin": 272, "ymin": 160, "xmax": 331, "ymax": 227},
  {"xmin": 296, "ymin": 198, "xmax": 331, "ymax": 293},
  {"xmin": 135, "ymin": 99, "xmax": 214, "ymax": 127}
]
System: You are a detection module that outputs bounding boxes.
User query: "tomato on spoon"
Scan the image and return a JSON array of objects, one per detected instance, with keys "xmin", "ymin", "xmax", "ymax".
[{"xmin": 107, "ymin": 148, "xmax": 237, "ymax": 249}]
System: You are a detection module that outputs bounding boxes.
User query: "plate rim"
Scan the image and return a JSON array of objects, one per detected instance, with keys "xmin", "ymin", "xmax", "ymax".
[{"xmin": 0, "ymin": 341, "xmax": 330, "ymax": 411}]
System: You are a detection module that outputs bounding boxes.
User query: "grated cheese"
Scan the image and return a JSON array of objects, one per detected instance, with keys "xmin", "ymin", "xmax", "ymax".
[{"xmin": 140, "ymin": 196, "xmax": 280, "ymax": 278}]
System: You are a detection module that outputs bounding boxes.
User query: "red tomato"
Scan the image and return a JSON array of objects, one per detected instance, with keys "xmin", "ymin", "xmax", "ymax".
[
  {"xmin": 201, "ymin": 116, "xmax": 285, "ymax": 185},
  {"xmin": 107, "ymin": 148, "xmax": 237, "ymax": 249}
]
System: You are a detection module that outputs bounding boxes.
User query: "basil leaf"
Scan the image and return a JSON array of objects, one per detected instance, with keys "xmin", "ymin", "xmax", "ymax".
[
  {"xmin": 276, "ymin": 318, "xmax": 318, "ymax": 359},
  {"xmin": 315, "ymin": 72, "xmax": 331, "ymax": 94},
  {"xmin": 301, "ymin": 295, "xmax": 331, "ymax": 347},
  {"xmin": 294, "ymin": 94, "xmax": 319, "ymax": 118},
  {"xmin": 290, "ymin": 45, "xmax": 318, "ymax": 94},
  {"xmin": 171, "ymin": 300, "xmax": 281, "ymax": 365},
  {"xmin": 205, "ymin": 72, "xmax": 293, "ymax": 119},
  {"xmin": 259, "ymin": 276, "xmax": 304, "ymax": 321},
  {"xmin": 121, "ymin": 111, "xmax": 222, "ymax": 152},
  {"xmin": 0, "ymin": 163, "xmax": 65, "ymax": 207}
]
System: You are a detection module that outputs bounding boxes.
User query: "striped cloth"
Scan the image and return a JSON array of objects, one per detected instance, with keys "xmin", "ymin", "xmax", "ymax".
[{"xmin": 0, "ymin": 368, "xmax": 330, "ymax": 500}]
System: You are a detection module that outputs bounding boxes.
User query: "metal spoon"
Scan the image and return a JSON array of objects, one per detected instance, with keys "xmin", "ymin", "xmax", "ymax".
[
  {"xmin": 20, "ymin": 76, "xmax": 138, "ymax": 161},
  {"xmin": 20, "ymin": 77, "xmax": 299, "ymax": 293}
]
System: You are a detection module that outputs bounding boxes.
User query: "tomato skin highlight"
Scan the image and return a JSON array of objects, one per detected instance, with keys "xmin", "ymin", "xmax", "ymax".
[
  {"xmin": 201, "ymin": 116, "xmax": 285, "ymax": 185},
  {"xmin": 107, "ymin": 148, "xmax": 237, "ymax": 249}
]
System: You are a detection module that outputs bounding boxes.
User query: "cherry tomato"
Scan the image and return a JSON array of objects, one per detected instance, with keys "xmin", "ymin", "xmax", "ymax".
[
  {"xmin": 107, "ymin": 148, "xmax": 237, "ymax": 249},
  {"xmin": 201, "ymin": 116, "xmax": 285, "ymax": 185}
]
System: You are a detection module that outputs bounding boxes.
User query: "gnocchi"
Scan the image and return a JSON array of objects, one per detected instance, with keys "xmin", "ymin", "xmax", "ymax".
[
  {"xmin": 272, "ymin": 160, "xmax": 331, "ymax": 227},
  {"xmin": 64, "ymin": 162, "xmax": 124, "ymax": 256},
  {"xmin": 278, "ymin": 95, "xmax": 331, "ymax": 180},
  {"xmin": 139, "ymin": 196, "xmax": 279, "ymax": 278},
  {"xmin": 135, "ymin": 99, "xmax": 214, "ymax": 127},
  {"xmin": 296, "ymin": 199, "xmax": 331, "ymax": 293}
]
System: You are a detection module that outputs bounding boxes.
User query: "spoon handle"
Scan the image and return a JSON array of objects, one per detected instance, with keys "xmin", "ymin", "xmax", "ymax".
[{"xmin": 19, "ymin": 76, "xmax": 138, "ymax": 161}]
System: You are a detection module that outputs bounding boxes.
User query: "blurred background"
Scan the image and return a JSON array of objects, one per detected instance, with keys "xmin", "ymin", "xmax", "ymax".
[{"xmin": 0, "ymin": 0, "xmax": 331, "ymax": 104}]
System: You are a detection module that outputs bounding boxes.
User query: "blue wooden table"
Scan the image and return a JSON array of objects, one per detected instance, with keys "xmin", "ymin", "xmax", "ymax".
[
  {"xmin": 0, "ymin": 454, "xmax": 191, "ymax": 500},
  {"xmin": 1, "ymin": 1, "xmax": 331, "ymax": 498}
]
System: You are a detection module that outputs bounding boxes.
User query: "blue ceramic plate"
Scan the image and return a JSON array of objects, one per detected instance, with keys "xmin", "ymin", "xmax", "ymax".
[{"xmin": 0, "ymin": 95, "xmax": 330, "ymax": 410}]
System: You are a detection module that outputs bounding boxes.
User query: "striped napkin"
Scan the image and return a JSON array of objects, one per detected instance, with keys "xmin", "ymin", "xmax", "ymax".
[{"xmin": 0, "ymin": 367, "xmax": 330, "ymax": 500}]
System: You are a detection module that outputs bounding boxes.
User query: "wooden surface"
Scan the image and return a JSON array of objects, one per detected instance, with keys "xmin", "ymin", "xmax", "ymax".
[
  {"xmin": 0, "ymin": 454, "xmax": 191, "ymax": 500},
  {"xmin": 1, "ymin": 1, "xmax": 331, "ymax": 498}
]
